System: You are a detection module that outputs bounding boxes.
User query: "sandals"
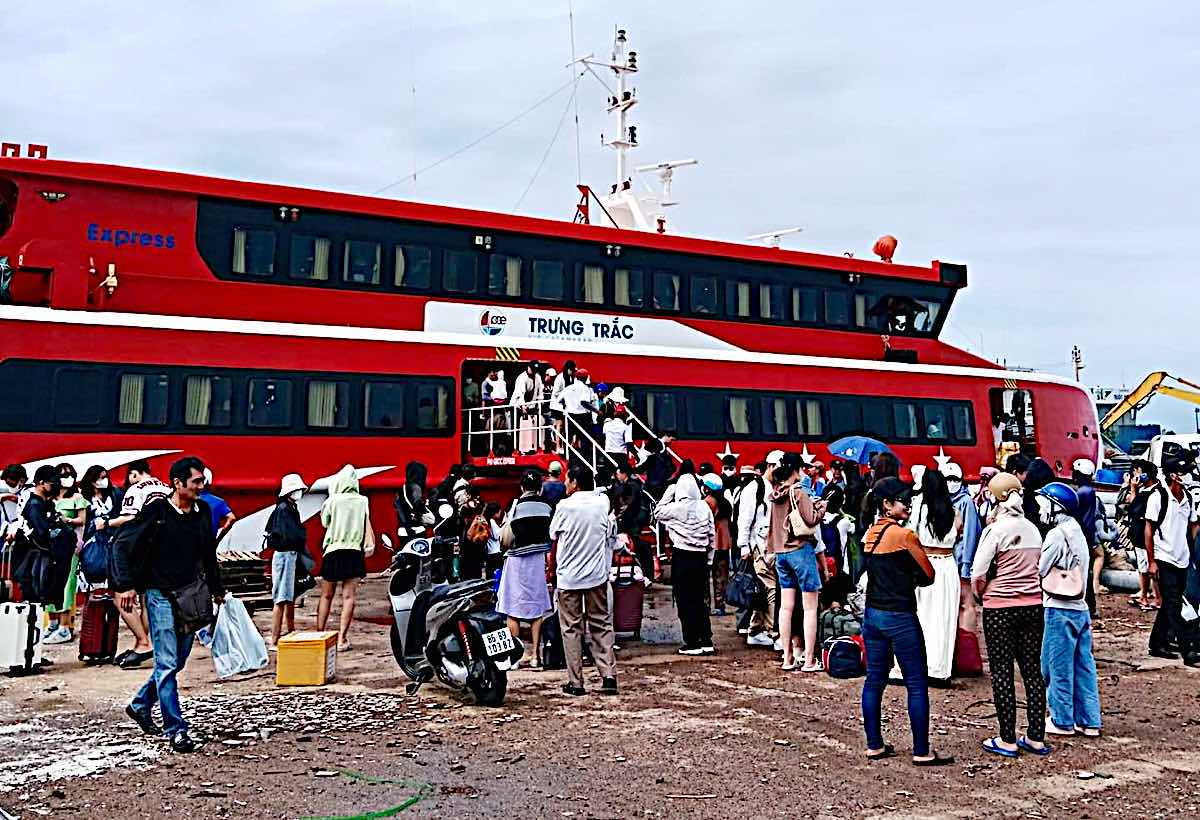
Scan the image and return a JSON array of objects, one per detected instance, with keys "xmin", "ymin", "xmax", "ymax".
[
  {"xmin": 800, "ymin": 662, "xmax": 824, "ymax": 673},
  {"xmin": 865, "ymin": 744, "xmax": 896, "ymax": 761},
  {"xmin": 780, "ymin": 661, "xmax": 797, "ymax": 671},
  {"xmin": 1080, "ymin": 728, "xmax": 1101, "ymax": 738},
  {"xmin": 1018, "ymin": 737, "xmax": 1052, "ymax": 756},
  {"xmin": 982, "ymin": 737, "xmax": 1019, "ymax": 758},
  {"xmin": 1045, "ymin": 723, "xmax": 1077, "ymax": 736},
  {"xmin": 913, "ymin": 752, "xmax": 955, "ymax": 767}
]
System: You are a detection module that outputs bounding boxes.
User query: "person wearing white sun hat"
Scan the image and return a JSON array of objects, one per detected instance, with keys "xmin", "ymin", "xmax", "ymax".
[{"xmin": 266, "ymin": 473, "xmax": 310, "ymax": 648}]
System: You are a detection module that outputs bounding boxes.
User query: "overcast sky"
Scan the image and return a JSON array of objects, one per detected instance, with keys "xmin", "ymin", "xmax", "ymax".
[{"xmin": 6, "ymin": 2, "xmax": 1198, "ymax": 432}]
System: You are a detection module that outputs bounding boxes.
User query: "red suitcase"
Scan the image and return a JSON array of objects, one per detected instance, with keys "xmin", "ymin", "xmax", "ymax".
[
  {"xmin": 612, "ymin": 563, "xmax": 645, "ymax": 639},
  {"xmin": 78, "ymin": 594, "xmax": 120, "ymax": 664}
]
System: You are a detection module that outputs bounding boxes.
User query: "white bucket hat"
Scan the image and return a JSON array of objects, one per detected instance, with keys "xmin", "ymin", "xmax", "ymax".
[
  {"xmin": 279, "ymin": 473, "xmax": 308, "ymax": 497},
  {"xmin": 606, "ymin": 386, "xmax": 629, "ymax": 404}
]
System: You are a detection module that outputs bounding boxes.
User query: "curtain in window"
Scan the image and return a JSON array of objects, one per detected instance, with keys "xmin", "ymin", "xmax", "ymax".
[
  {"xmin": 504, "ymin": 256, "xmax": 521, "ymax": 296},
  {"xmin": 769, "ymin": 398, "xmax": 787, "ymax": 434},
  {"xmin": 118, "ymin": 375, "xmax": 145, "ymax": 424},
  {"xmin": 185, "ymin": 376, "xmax": 212, "ymax": 425},
  {"xmin": 733, "ymin": 282, "xmax": 750, "ymax": 316},
  {"xmin": 728, "ymin": 397, "xmax": 750, "ymax": 434},
  {"xmin": 581, "ymin": 264, "xmax": 604, "ymax": 303},
  {"xmin": 312, "ymin": 237, "xmax": 330, "ymax": 281},
  {"xmin": 800, "ymin": 399, "xmax": 822, "ymax": 435},
  {"xmin": 615, "ymin": 269, "xmax": 631, "ymax": 305},
  {"xmin": 308, "ymin": 381, "xmax": 338, "ymax": 427},
  {"xmin": 232, "ymin": 229, "xmax": 247, "ymax": 274}
]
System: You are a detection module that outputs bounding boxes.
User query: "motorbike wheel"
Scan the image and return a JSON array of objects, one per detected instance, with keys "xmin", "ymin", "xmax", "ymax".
[
  {"xmin": 468, "ymin": 661, "xmax": 507, "ymax": 707},
  {"xmin": 389, "ymin": 622, "xmax": 405, "ymax": 667}
]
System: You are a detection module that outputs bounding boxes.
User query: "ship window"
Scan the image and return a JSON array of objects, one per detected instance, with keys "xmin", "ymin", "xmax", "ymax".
[
  {"xmin": 892, "ymin": 402, "xmax": 918, "ymax": 439},
  {"xmin": 727, "ymin": 395, "xmax": 752, "ymax": 435},
  {"xmin": 652, "ymin": 270, "xmax": 680, "ymax": 311},
  {"xmin": 825, "ymin": 289, "xmax": 850, "ymax": 326},
  {"xmin": 726, "ymin": 280, "xmax": 751, "ymax": 318},
  {"xmin": 991, "ymin": 387, "xmax": 1037, "ymax": 457},
  {"xmin": 951, "ymin": 404, "xmax": 973, "ymax": 442},
  {"xmin": 914, "ymin": 298, "xmax": 942, "ymax": 333},
  {"xmin": 395, "ymin": 244, "xmax": 432, "ymax": 290},
  {"xmin": 118, "ymin": 373, "xmax": 169, "ymax": 426},
  {"xmin": 690, "ymin": 275, "xmax": 717, "ymax": 315},
  {"xmin": 793, "ymin": 287, "xmax": 819, "ymax": 324},
  {"xmin": 857, "ymin": 290, "xmax": 933, "ymax": 333},
  {"xmin": 829, "ymin": 397, "xmax": 862, "ymax": 437},
  {"xmin": 760, "ymin": 283, "xmax": 786, "ymax": 321},
  {"xmin": 614, "ymin": 267, "xmax": 644, "ymax": 308},
  {"xmin": 289, "ymin": 235, "xmax": 330, "ymax": 281},
  {"xmin": 307, "ymin": 380, "xmax": 349, "ymax": 429},
  {"xmin": 344, "ymin": 240, "xmax": 381, "ymax": 285},
  {"xmin": 796, "ymin": 398, "xmax": 823, "ymax": 436},
  {"xmin": 365, "ymin": 381, "xmax": 406, "ymax": 429},
  {"xmin": 54, "ymin": 368, "xmax": 102, "ymax": 427},
  {"xmin": 862, "ymin": 400, "xmax": 891, "ymax": 439},
  {"xmin": 531, "ymin": 260, "xmax": 565, "ymax": 301},
  {"xmin": 443, "ymin": 250, "xmax": 478, "ymax": 292},
  {"xmin": 575, "ymin": 263, "xmax": 605, "ymax": 304},
  {"xmin": 415, "ymin": 383, "xmax": 451, "ymax": 431},
  {"xmin": 686, "ymin": 392, "xmax": 722, "ymax": 435},
  {"xmin": 922, "ymin": 402, "xmax": 949, "ymax": 441},
  {"xmin": 247, "ymin": 378, "xmax": 293, "ymax": 428},
  {"xmin": 761, "ymin": 397, "xmax": 790, "ymax": 436},
  {"xmin": 488, "ymin": 255, "xmax": 522, "ymax": 297},
  {"xmin": 645, "ymin": 391, "xmax": 678, "ymax": 432},
  {"xmin": 231, "ymin": 228, "xmax": 276, "ymax": 277},
  {"xmin": 184, "ymin": 375, "xmax": 232, "ymax": 427}
]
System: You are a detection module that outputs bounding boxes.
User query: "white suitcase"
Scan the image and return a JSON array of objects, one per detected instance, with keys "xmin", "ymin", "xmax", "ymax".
[{"xmin": 0, "ymin": 602, "xmax": 44, "ymax": 671}]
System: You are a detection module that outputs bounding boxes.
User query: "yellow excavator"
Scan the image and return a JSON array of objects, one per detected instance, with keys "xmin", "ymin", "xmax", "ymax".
[{"xmin": 1100, "ymin": 372, "xmax": 1200, "ymax": 432}]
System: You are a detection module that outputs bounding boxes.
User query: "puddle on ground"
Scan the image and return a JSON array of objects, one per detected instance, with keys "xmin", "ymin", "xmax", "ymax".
[{"xmin": 0, "ymin": 719, "xmax": 160, "ymax": 793}]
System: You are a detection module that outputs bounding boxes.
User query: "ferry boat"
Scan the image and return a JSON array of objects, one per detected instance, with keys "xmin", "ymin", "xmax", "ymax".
[{"xmin": 0, "ymin": 30, "xmax": 1098, "ymax": 561}]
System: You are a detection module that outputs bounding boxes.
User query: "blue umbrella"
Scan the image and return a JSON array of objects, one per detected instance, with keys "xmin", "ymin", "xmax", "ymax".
[{"xmin": 829, "ymin": 436, "xmax": 894, "ymax": 465}]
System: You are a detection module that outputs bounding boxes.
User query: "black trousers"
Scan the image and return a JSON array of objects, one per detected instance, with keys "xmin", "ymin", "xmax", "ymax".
[
  {"xmin": 672, "ymin": 549, "xmax": 712, "ymax": 649},
  {"xmin": 982, "ymin": 605, "xmax": 1046, "ymax": 744},
  {"xmin": 1150, "ymin": 563, "xmax": 1198, "ymax": 655}
]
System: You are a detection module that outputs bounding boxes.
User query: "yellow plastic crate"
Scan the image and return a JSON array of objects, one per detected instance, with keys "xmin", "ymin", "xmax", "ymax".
[{"xmin": 275, "ymin": 631, "xmax": 338, "ymax": 686}]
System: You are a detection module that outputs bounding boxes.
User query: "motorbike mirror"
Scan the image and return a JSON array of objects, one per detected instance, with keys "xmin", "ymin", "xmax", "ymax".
[
  {"xmin": 437, "ymin": 503, "xmax": 454, "ymax": 519},
  {"xmin": 380, "ymin": 534, "xmax": 394, "ymax": 551}
]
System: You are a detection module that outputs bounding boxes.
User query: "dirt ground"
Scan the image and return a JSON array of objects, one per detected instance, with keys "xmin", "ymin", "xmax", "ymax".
[{"xmin": 1, "ymin": 579, "xmax": 1198, "ymax": 820}]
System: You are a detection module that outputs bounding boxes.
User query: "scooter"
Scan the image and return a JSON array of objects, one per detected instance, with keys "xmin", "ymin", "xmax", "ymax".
[{"xmin": 387, "ymin": 532, "xmax": 522, "ymax": 706}]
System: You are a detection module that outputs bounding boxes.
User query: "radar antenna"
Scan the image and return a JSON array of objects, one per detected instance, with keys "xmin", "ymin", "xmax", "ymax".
[{"xmin": 747, "ymin": 227, "xmax": 804, "ymax": 248}]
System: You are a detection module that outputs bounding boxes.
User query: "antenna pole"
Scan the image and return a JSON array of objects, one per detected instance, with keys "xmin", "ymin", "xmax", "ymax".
[{"xmin": 1072, "ymin": 345, "xmax": 1085, "ymax": 382}]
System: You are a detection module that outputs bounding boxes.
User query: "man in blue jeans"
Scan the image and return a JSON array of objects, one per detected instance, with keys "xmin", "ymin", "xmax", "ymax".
[{"xmin": 112, "ymin": 456, "xmax": 224, "ymax": 753}]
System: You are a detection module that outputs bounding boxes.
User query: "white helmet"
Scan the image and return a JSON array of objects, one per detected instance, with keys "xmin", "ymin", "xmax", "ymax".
[
  {"xmin": 942, "ymin": 462, "xmax": 964, "ymax": 480},
  {"xmin": 1072, "ymin": 458, "xmax": 1096, "ymax": 477}
]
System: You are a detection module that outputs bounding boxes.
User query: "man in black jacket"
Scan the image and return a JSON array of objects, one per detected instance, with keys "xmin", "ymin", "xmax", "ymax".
[{"xmin": 112, "ymin": 456, "xmax": 224, "ymax": 754}]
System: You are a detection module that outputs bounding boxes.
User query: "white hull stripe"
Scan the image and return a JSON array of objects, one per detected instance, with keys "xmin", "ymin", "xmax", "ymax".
[{"xmin": 0, "ymin": 303, "xmax": 1090, "ymax": 395}]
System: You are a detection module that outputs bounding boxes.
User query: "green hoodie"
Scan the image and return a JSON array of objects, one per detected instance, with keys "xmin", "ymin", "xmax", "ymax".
[{"xmin": 321, "ymin": 465, "xmax": 370, "ymax": 555}]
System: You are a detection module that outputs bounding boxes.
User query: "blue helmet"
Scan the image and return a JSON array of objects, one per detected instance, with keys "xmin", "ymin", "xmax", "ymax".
[{"xmin": 1036, "ymin": 482, "xmax": 1079, "ymax": 516}]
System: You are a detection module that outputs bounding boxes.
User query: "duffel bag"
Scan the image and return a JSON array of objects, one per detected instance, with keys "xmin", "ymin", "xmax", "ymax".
[
  {"xmin": 724, "ymin": 558, "xmax": 766, "ymax": 611},
  {"xmin": 822, "ymin": 635, "xmax": 866, "ymax": 679}
]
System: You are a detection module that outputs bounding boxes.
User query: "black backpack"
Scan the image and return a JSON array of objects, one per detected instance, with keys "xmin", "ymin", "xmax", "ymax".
[
  {"xmin": 1127, "ymin": 485, "xmax": 1168, "ymax": 550},
  {"xmin": 540, "ymin": 611, "xmax": 566, "ymax": 670}
]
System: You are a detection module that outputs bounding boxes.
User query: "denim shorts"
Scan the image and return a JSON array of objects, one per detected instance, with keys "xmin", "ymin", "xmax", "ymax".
[
  {"xmin": 776, "ymin": 545, "xmax": 822, "ymax": 592},
  {"xmin": 271, "ymin": 551, "xmax": 298, "ymax": 604}
]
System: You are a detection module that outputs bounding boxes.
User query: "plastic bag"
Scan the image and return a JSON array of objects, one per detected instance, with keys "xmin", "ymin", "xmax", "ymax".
[{"xmin": 210, "ymin": 594, "xmax": 268, "ymax": 678}]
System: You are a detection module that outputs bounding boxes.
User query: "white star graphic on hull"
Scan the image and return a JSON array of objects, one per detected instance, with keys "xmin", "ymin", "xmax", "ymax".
[
  {"xmin": 933, "ymin": 447, "xmax": 952, "ymax": 470},
  {"xmin": 717, "ymin": 443, "xmax": 740, "ymax": 462}
]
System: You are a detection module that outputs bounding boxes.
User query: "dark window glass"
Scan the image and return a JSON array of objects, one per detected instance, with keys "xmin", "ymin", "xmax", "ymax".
[
  {"xmin": 793, "ymin": 287, "xmax": 819, "ymax": 323},
  {"xmin": 686, "ymin": 392, "xmax": 722, "ymax": 435},
  {"xmin": 443, "ymin": 250, "xmax": 478, "ymax": 293},
  {"xmin": 690, "ymin": 275, "xmax": 717, "ymax": 315},
  {"xmin": 415, "ymin": 383, "xmax": 450, "ymax": 431},
  {"xmin": 828, "ymin": 398, "xmax": 862, "ymax": 437},
  {"xmin": 759, "ymin": 283, "xmax": 786, "ymax": 320},
  {"xmin": 646, "ymin": 391, "xmax": 678, "ymax": 432},
  {"xmin": 184, "ymin": 375, "xmax": 232, "ymax": 427},
  {"xmin": 726, "ymin": 280, "xmax": 751, "ymax": 318},
  {"xmin": 614, "ymin": 267, "xmax": 644, "ymax": 308},
  {"xmin": 117, "ymin": 373, "xmax": 169, "ymax": 426},
  {"xmin": 893, "ymin": 402, "xmax": 918, "ymax": 439},
  {"xmin": 727, "ymin": 395, "xmax": 752, "ymax": 435},
  {"xmin": 862, "ymin": 400, "xmax": 891, "ymax": 439},
  {"xmin": 55, "ymin": 368, "xmax": 102, "ymax": 427},
  {"xmin": 232, "ymin": 228, "xmax": 275, "ymax": 277},
  {"xmin": 289, "ymin": 235, "xmax": 331, "ymax": 281},
  {"xmin": 531, "ymin": 260, "xmax": 565, "ymax": 301},
  {"xmin": 575, "ymin": 263, "xmax": 605, "ymax": 304},
  {"xmin": 652, "ymin": 270, "xmax": 681, "ymax": 311},
  {"xmin": 922, "ymin": 402, "xmax": 949, "ymax": 441},
  {"xmin": 825, "ymin": 289, "xmax": 850, "ymax": 326},
  {"xmin": 855, "ymin": 288, "xmax": 943, "ymax": 334},
  {"xmin": 247, "ymin": 378, "xmax": 293, "ymax": 428},
  {"xmin": 343, "ymin": 240, "xmax": 381, "ymax": 285},
  {"xmin": 365, "ymin": 381, "xmax": 406, "ymax": 430},
  {"xmin": 307, "ymin": 380, "xmax": 349, "ymax": 429},
  {"xmin": 395, "ymin": 245, "xmax": 432, "ymax": 289},
  {"xmin": 488, "ymin": 255, "xmax": 522, "ymax": 296},
  {"xmin": 951, "ymin": 404, "xmax": 973, "ymax": 442},
  {"xmin": 761, "ymin": 397, "xmax": 790, "ymax": 436}
]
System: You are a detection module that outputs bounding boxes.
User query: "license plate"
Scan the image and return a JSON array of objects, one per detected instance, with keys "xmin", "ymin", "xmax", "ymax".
[{"xmin": 482, "ymin": 627, "xmax": 516, "ymax": 657}]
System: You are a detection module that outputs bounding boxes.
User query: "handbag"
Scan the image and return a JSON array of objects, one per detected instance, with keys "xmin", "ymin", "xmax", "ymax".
[
  {"xmin": 1041, "ymin": 561, "xmax": 1085, "ymax": 601},
  {"xmin": 785, "ymin": 488, "xmax": 817, "ymax": 540},
  {"xmin": 724, "ymin": 555, "xmax": 767, "ymax": 611},
  {"xmin": 466, "ymin": 514, "xmax": 490, "ymax": 545},
  {"xmin": 166, "ymin": 573, "xmax": 215, "ymax": 634}
]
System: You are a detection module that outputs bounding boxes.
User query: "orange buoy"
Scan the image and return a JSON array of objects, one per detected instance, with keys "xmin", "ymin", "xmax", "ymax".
[{"xmin": 873, "ymin": 235, "xmax": 897, "ymax": 262}]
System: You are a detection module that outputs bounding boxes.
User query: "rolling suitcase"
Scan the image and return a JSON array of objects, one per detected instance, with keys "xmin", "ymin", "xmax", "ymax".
[
  {"xmin": 78, "ymin": 594, "xmax": 120, "ymax": 664},
  {"xmin": 612, "ymin": 563, "xmax": 645, "ymax": 639},
  {"xmin": 0, "ymin": 601, "xmax": 44, "ymax": 674}
]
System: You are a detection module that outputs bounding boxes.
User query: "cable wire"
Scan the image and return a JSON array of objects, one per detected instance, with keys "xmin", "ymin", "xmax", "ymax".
[
  {"xmin": 513, "ymin": 82, "xmax": 580, "ymax": 211},
  {"xmin": 567, "ymin": 0, "xmax": 582, "ymax": 184}
]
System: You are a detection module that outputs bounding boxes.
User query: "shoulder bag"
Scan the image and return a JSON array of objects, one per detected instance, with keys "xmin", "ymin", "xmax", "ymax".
[
  {"xmin": 167, "ymin": 571, "xmax": 215, "ymax": 634},
  {"xmin": 1041, "ymin": 545, "xmax": 1085, "ymax": 601},
  {"xmin": 785, "ymin": 487, "xmax": 817, "ymax": 541}
]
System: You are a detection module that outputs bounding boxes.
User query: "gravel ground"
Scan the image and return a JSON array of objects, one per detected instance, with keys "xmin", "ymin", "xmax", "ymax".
[{"xmin": 1, "ymin": 581, "xmax": 1198, "ymax": 819}]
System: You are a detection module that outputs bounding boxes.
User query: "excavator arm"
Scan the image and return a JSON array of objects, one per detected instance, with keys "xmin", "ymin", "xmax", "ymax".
[{"xmin": 1100, "ymin": 371, "xmax": 1200, "ymax": 431}]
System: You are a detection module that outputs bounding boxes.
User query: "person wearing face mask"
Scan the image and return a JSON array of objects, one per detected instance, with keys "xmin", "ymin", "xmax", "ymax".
[
  {"xmin": 1, "ymin": 463, "xmax": 29, "ymax": 533},
  {"xmin": 1035, "ymin": 482, "xmax": 1102, "ymax": 737},
  {"xmin": 265, "ymin": 473, "xmax": 310, "ymax": 649},
  {"xmin": 45, "ymin": 463, "xmax": 88, "ymax": 644},
  {"xmin": 944, "ymin": 463, "xmax": 983, "ymax": 632},
  {"xmin": 972, "ymin": 472, "xmax": 1049, "ymax": 758}
]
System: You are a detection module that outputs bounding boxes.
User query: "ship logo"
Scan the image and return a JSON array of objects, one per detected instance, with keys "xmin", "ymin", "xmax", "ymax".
[{"xmin": 479, "ymin": 310, "xmax": 507, "ymax": 336}]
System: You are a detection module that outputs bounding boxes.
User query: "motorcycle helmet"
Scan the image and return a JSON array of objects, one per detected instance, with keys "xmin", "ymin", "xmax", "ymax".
[
  {"xmin": 1071, "ymin": 458, "xmax": 1096, "ymax": 478},
  {"xmin": 700, "ymin": 473, "xmax": 723, "ymax": 493},
  {"xmin": 1036, "ymin": 482, "xmax": 1080, "ymax": 517}
]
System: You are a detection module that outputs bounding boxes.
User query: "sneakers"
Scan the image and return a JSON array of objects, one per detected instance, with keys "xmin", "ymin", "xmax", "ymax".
[
  {"xmin": 169, "ymin": 731, "xmax": 197, "ymax": 753},
  {"xmin": 561, "ymin": 683, "xmax": 586, "ymax": 697},
  {"xmin": 700, "ymin": 645, "xmax": 716, "ymax": 655},
  {"xmin": 711, "ymin": 608, "xmax": 727, "ymax": 617},
  {"xmin": 43, "ymin": 626, "xmax": 73, "ymax": 645},
  {"xmin": 125, "ymin": 704, "xmax": 161, "ymax": 737},
  {"xmin": 678, "ymin": 646, "xmax": 705, "ymax": 656},
  {"xmin": 746, "ymin": 632, "xmax": 773, "ymax": 647},
  {"xmin": 600, "ymin": 677, "xmax": 618, "ymax": 695},
  {"xmin": 772, "ymin": 638, "xmax": 784, "ymax": 652},
  {"xmin": 737, "ymin": 627, "xmax": 750, "ymax": 635},
  {"xmin": 1148, "ymin": 646, "xmax": 1179, "ymax": 661}
]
